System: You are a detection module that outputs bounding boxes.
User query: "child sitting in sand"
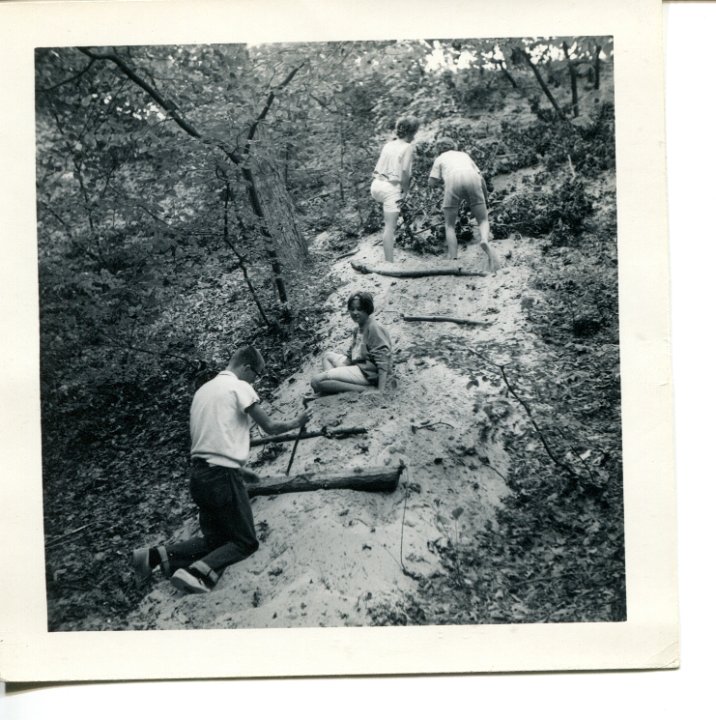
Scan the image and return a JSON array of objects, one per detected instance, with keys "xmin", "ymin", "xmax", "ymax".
[{"xmin": 310, "ymin": 291, "xmax": 392, "ymax": 395}]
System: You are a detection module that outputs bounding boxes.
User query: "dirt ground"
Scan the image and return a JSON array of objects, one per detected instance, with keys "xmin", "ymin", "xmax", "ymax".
[{"xmin": 125, "ymin": 224, "xmax": 552, "ymax": 630}]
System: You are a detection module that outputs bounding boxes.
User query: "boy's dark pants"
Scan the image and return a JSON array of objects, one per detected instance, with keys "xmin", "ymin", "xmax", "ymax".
[{"xmin": 164, "ymin": 460, "xmax": 259, "ymax": 576}]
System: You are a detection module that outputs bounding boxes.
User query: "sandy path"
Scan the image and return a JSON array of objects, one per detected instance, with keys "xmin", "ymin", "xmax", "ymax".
[{"xmin": 129, "ymin": 231, "xmax": 538, "ymax": 630}]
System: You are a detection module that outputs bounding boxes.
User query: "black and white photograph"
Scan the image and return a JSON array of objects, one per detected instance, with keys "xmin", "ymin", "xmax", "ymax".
[
  {"xmin": 0, "ymin": 0, "xmax": 677, "ymax": 684},
  {"xmin": 35, "ymin": 36, "xmax": 624, "ymax": 632}
]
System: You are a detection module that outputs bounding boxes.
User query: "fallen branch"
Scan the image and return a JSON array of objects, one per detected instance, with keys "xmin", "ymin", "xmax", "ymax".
[
  {"xmin": 247, "ymin": 465, "xmax": 402, "ymax": 497},
  {"xmin": 498, "ymin": 365, "xmax": 579, "ymax": 480},
  {"xmin": 45, "ymin": 524, "xmax": 90, "ymax": 549},
  {"xmin": 335, "ymin": 248, "xmax": 360, "ymax": 261},
  {"xmin": 478, "ymin": 458, "xmax": 509, "ymax": 483},
  {"xmin": 411, "ymin": 420, "xmax": 455, "ymax": 433},
  {"xmin": 250, "ymin": 426, "xmax": 367, "ymax": 447},
  {"xmin": 351, "ymin": 260, "xmax": 487, "ymax": 278},
  {"xmin": 101, "ymin": 336, "xmax": 195, "ymax": 366},
  {"xmin": 403, "ymin": 314, "xmax": 494, "ymax": 327}
]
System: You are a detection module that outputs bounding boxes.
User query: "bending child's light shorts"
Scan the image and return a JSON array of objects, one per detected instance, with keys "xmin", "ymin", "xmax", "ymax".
[
  {"xmin": 443, "ymin": 172, "xmax": 488, "ymax": 210},
  {"xmin": 371, "ymin": 177, "xmax": 403, "ymax": 213}
]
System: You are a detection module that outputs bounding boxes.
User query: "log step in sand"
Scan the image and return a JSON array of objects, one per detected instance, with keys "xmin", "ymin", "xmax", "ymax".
[{"xmin": 247, "ymin": 465, "xmax": 403, "ymax": 497}]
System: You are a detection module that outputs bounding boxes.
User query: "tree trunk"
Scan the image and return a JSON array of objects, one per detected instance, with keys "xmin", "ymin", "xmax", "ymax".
[
  {"xmin": 247, "ymin": 465, "xmax": 403, "ymax": 497},
  {"xmin": 562, "ymin": 42, "xmax": 579, "ymax": 118},
  {"xmin": 497, "ymin": 60, "xmax": 519, "ymax": 89},
  {"xmin": 239, "ymin": 162, "xmax": 290, "ymax": 306},
  {"xmin": 515, "ymin": 47, "xmax": 566, "ymax": 121},
  {"xmin": 594, "ymin": 45, "xmax": 602, "ymax": 90},
  {"xmin": 77, "ymin": 48, "xmax": 305, "ymax": 312},
  {"xmin": 249, "ymin": 148, "xmax": 308, "ymax": 274}
]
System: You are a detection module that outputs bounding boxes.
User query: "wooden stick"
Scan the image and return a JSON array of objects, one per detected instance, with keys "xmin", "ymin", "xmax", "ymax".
[
  {"xmin": 250, "ymin": 426, "xmax": 367, "ymax": 447},
  {"xmin": 247, "ymin": 466, "xmax": 403, "ymax": 497},
  {"xmin": 351, "ymin": 260, "xmax": 487, "ymax": 278},
  {"xmin": 285, "ymin": 423, "xmax": 306, "ymax": 475},
  {"xmin": 335, "ymin": 248, "xmax": 360, "ymax": 261},
  {"xmin": 402, "ymin": 314, "xmax": 494, "ymax": 327},
  {"xmin": 45, "ymin": 524, "xmax": 90, "ymax": 550},
  {"xmin": 286, "ymin": 399, "xmax": 310, "ymax": 476}
]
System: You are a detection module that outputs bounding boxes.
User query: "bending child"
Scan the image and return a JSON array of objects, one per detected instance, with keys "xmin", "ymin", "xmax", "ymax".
[{"xmin": 428, "ymin": 136, "xmax": 501, "ymax": 272}]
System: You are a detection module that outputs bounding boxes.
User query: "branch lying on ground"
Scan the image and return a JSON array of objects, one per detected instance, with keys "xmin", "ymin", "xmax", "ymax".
[
  {"xmin": 247, "ymin": 465, "xmax": 402, "ymax": 497},
  {"xmin": 497, "ymin": 364, "xmax": 579, "ymax": 480},
  {"xmin": 403, "ymin": 315, "xmax": 494, "ymax": 327},
  {"xmin": 351, "ymin": 261, "xmax": 487, "ymax": 278},
  {"xmin": 102, "ymin": 336, "xmax": 196, "ymax": 366},
  {"xmin": 250, "ymin": 425, "xmax": 367, "ymax": 447},
  {"xmin": 335, "ymin": 248, "xmax": 360, "ymax": 261},
  {"xmin": 410, "ymin": 420, "xmax": 455, "ymax": 433},
  {"xmin": 461, "ymin": 346, "xmax": 580, "ymax": 481}
]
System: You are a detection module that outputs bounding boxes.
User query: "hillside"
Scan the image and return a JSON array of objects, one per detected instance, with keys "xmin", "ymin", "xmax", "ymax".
[
  {"xmin": 36, "ymin": 38, "xmax": 623, "ymax": 630},
  {"xmin": 125, "ymin": 166, "xmax": 623, "ymax": 629}
]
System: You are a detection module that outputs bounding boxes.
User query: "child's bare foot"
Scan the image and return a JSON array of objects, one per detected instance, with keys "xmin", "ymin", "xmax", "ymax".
[{"xmin": 482, "ymin": 243, "xmax": 501, "ymax": 273}]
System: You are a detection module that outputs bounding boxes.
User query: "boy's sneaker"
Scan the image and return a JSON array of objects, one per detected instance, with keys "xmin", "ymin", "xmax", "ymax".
[
  {"xmin": 170, "ymin": 568, "xmax": 211, "ymax": 594},
  {"xmin": 131, "ymin": 548, "xmax": 152, "ymax": 583}
]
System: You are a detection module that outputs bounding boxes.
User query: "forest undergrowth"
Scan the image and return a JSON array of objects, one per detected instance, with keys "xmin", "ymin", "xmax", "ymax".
[{"xmin": 42, "ymin": 248, "xmax": 341, "ymax": 630}]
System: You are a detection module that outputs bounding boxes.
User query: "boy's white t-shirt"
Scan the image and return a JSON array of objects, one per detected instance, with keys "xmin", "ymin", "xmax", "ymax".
[
  {"xmin": 429, "ymin": 150, "xmax": 481, "ymax": 184},
  {"xmin": 189, "ymin": 370, "xmax": 259, "ymax": 468}
]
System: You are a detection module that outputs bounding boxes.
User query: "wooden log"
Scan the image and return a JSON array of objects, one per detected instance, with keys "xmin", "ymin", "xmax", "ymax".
[
  {"xmin": 351, "ymin": 260, "xmax": 486, "ymax": 278},
  {"xmin": 247, "ymin": 465, "xmax": 402, "ymax": 497},
  {"xmin": 402, "ymin": 314, "xmax": 494, "ymax": 327},
  {"xmin": 250, "ymin": 426, "xmax": 367, "ymax": 447}
]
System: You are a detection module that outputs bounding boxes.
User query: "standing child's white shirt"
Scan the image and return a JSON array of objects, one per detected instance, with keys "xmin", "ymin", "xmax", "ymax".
[{"xmin": 373, "ymin": 138, "xmax": 413, "ymax": 183}]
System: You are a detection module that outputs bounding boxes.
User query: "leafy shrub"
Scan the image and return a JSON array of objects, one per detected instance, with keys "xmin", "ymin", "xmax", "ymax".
[{"xmin": 491, "ymin": 178, "xmax": 593, "ymax": 241}]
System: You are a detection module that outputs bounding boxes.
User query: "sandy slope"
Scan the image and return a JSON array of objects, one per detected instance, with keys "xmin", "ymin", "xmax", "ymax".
[{"xmin": 128, "ymin": 230, "xmax": 540, "ymax": 630}]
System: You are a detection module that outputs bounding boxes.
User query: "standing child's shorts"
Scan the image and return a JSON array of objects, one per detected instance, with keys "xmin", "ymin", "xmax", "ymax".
[
  {"xmin": 371, "ymin": 177, "xmax": 403, "ymax": 213},
  {"xmin": 443, "ymin": 171, "xmax": 487, "ymax": 209}
]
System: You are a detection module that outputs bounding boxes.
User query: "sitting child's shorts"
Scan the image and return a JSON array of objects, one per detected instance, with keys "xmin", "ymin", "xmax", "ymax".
[{"xmin": 371, "ymin": 177, "xmax": 403, "ymax": 213}]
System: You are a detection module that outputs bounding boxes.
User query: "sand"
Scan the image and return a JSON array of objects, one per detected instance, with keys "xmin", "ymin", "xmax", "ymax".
[{"xmin": 127, "ymin": 229, "xmax": 539, "ymax": 630}]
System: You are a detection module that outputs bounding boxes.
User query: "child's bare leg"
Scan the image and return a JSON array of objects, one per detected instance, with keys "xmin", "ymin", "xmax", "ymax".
[
  {"xmin": 383, "ymin": 210, "xmax": 399, "ymax": 262},
  {"xmin": 321, "ymin": 351, "xmax": 349, "ymax": 372},
  {"xmin": 471, "ymin": 203, "xmax": 500, "ymax": 273},
  {"xmin": 313, "ymin": 379, "xmax": 371, "ymax": 395},
  {"xmin": 311, "ymin": 366, "xmax": 371, "ymax": 395},
  {"xmin": 444, "ymin": 207, "xmax": 459, "ymax": 260}
]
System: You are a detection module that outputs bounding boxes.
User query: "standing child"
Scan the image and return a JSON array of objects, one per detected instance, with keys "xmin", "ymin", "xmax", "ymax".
[
  {"xmin": 370, "ymin": 115, "xmax": 420, "ymax": 262},
  {"xmin": 428, "ymin": 137, "xmax": 500, "ymax": 272}
]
